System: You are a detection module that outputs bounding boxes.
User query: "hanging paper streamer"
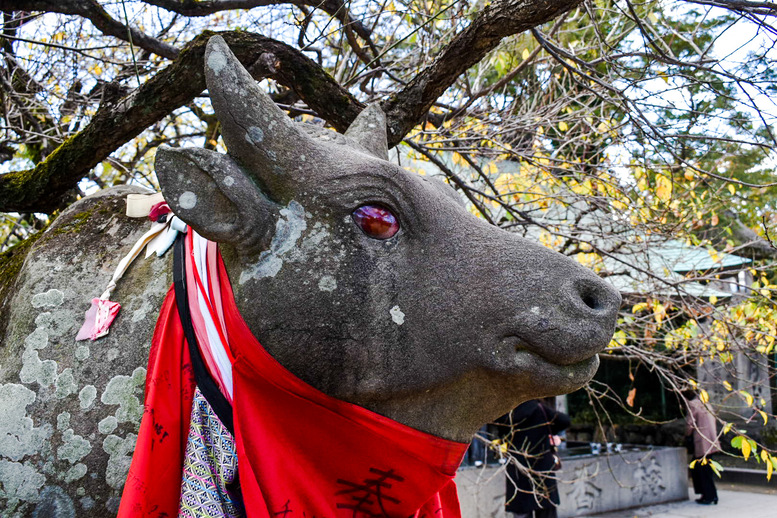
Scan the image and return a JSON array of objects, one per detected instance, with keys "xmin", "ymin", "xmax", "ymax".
[{"xmin": 76, "ymin": 193, "xmax": 187, "ymax": 341}]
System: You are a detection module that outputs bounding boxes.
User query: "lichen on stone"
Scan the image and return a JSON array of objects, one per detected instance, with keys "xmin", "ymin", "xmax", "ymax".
[
  {"xmin": 31, "ymin": 289, "xmax": 64, "ymax": 309},
  {"xmin": 0, "ymin": 459, "xmax": 47, "ymax": 505},
  {"xmin": 78, "ymin": 385, "xmax": 97, "ymax": 410},
  {"xmin": 19, "ymin": 327, "xmax": 58, "ymax": 388},
  {"xmin": 97, "ymin": 416, "xmax": 118, "ymax": 435},
  {"xmin": 100, "ymin": 367, "xmax": 146, "ymax": 424},
  {"xmin": 63, "ymin": 463, "xmax": 87, "ymax": 484},
  {"xmin": 57, "ymin": 429, "xmax": 91, "ymax": 464},
  {"xmin": 0, "ymin": 186, "xmax": 173, "ymax": 514},
  {"xmin": 54, "ymin": 368, "xmax": 77, "ymax": 399},
  {"xmin": 102, "ymin": 433, "xmax": 137, "ymax": 489},
  {"xmin": 56, "ymin": 412, "xmax": 70, "ymax": 432},
  {"xmin": 74, "ymin": 345, "xmax": 89, "ymax": 361},
  {"xmin": 0, "ymin": 383, "xmax": 51, "ymax": 461}
]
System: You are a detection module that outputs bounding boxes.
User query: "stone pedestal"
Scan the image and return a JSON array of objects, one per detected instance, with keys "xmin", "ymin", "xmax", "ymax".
[{"xmin": 456, "ymin": 446, "xmax": 688, "ymax": 517}]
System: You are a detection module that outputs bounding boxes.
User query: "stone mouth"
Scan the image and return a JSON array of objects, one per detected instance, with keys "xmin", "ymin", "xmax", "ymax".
[
  {"xmin": 506, "ymin": 334, "xmax": 598, "ymax": 367},
  {"xmin": 508, "ymin": 342, "xmax": 601, "ymax": 391}
]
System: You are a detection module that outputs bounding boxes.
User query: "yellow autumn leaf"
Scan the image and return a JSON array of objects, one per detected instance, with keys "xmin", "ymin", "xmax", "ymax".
[
  {"xmin": 711, "ymin": 213, "xmax": 719, "ymax": 226},
  {"xmin": 684, "ymin": 170, "xmax": 694, "ymax": 181},
  {"xmin": 522, "ymin": 48, "xmax": 530, "ymax": 60},
  {"xmin": 700, "ymin": 389, "xmax": 709, "ymax": 404},
  {"xmin": 768, "ymin": 457, "xmax": 774, "ymax": 481},
  {"xmin": 653, "ymin": 303, "xmax": 665, "ymax": 324},
  {"xmin": 728, "ymin": 184, "xmax": 736, "ymax": 195},
  {"xmin": 558, "ymin": 121, "xmax": 569, "ymax": 132},
  {"xmin": 740, "ymin": 390, "xmax": 754, "ymax": 406},
  {"xmin": 486, "ymin": 161, "xmax": 498, "ymax": 175},
  {"xmin": 655, "ymin": 174, "xmax": 672, "ymax": 202},
  {"xmin": 610, "ymin": 330, "xmax": 627, "ymax": 347},
  {"xmin": 742, "ymin": 439, "xmax": 752, "ymax": 460},
  {"xmin": 632, "ymin": 302, "xmax": 648, "ymax": 313},
  {"xmin": 723, "ymin": 423, "xmax": 732, "ymax": 434},
  {"xmin": 722, "ymin": 380, "xmax": 732, "ymax": 391},
  {"xmin": 709, "ymin": 295, "xmax": 718, "ymax": 305},
  {"xmin": 758, "ymin": 410, "xmax": 768, "ymax": 425}
]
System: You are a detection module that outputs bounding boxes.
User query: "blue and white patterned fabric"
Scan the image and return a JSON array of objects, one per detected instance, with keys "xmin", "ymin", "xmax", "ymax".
[{"xmin": 178, "ymin": 387, "xmax": 243, "ymax": 518}]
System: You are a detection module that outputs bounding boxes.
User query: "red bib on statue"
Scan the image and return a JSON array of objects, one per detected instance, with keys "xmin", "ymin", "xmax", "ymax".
[{"xmin": 224, "ymin": 265, "xmax": 467, "ymax": 518}]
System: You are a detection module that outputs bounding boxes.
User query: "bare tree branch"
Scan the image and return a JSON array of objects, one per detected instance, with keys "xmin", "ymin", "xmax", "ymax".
[
  {"xmin": 682, "ymin": 0, "xmax": 777, "ymax": 16},
  {"xmin": 382, "ymin": 0, "xmax": 584, "ymax": 147},
  {"xmin": 0, "ymin": 0, "xmax": 180, "ymax": 59},
  {"xmin": 0, "ymin": 30, "xmax": 363, "ymax": 213},
  {"xmin": 143, "ymin": 0, "xmax": 374, "ymax": 41}
]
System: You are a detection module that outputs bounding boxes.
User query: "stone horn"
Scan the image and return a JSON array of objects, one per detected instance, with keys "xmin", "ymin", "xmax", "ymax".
[{"xmin": 204, "ymin": 35, "xmax": 317, "ymax": 199}]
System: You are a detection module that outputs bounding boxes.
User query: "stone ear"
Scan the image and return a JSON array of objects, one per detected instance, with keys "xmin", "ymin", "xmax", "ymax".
[
  {"xmin": 205, "ymin": 36, "xmax": 317, "ymax": 198},
  {"xmin": 156, "ymin": 145, "xmax": 276, "ymax": 248},
  {"xmin": 344, "ymin": 104, "xmax": 389, "ymax": 160}
]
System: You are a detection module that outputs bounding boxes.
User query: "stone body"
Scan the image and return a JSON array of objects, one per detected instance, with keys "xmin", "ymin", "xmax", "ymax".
[{"xmin": 0, "ymin": 36, "xmax": 620, "ymax": 516}]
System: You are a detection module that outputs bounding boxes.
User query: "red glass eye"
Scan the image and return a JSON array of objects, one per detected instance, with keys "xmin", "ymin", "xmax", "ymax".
[{"xmin": 352, "ymin": 204, "xmax": 400, "ymax": 239}]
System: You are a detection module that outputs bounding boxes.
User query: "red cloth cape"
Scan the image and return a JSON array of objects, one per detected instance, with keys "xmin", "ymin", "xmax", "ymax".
[
  {"xmin": 119, "ymin": 255, "xmax": 468, "ymax": 518},
  {"xmin": 118, "ymin": 286, "xmax": 196, "ymax": 517}
]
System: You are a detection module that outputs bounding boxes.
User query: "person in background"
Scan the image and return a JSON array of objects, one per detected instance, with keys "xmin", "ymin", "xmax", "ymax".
[
  {"xmin": 466, "ymin": 424, "xmax": 490, "ymax": 467},
  {"xmin": 684, "ymin": 390, "xmax": 721, "ymax": 505},
  {"xmin": 495, "ymin": 399, "xmax": 570, "ymax": 518}
]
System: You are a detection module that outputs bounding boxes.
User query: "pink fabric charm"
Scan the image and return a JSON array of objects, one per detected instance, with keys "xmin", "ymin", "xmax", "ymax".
[{"xmin": 76, "ymin": 298, "xmax": 121, "ymax": 341}]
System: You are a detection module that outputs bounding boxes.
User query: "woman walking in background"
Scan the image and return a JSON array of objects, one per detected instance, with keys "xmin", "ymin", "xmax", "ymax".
[{"xmin": 685, "ymin": 390, "xmax": 721, "ymax": 505}]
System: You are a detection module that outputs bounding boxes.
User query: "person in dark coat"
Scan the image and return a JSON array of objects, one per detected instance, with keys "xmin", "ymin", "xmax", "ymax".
[{"xmin": 495, "ymin": 399, "xmax": 571, "ymax": 518}]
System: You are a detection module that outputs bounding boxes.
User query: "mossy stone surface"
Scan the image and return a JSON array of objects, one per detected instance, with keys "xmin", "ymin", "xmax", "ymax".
[{"xmin": 0, "ymin": 186, "xmax": 172, "ymax": 517}]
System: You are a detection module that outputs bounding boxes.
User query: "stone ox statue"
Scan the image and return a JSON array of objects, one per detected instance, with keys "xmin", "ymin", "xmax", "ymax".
[{"xmin": 0, "ymin": 36, "xmax": 620, "ymax": 516}]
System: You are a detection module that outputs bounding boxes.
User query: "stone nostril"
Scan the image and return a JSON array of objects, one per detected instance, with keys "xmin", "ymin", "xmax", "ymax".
[
  {"xmin": 581, "ymin": 291, "xmax": 600, "ymax": 310},
  {"xmin": 573, "ymin": 278, "xmax": 617, "ymax": 313}
]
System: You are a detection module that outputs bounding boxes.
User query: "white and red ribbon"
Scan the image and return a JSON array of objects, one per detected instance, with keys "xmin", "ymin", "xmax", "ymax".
[{"xmin": 76, "ymin": 193, "xmax": 186, "ymax": 341}]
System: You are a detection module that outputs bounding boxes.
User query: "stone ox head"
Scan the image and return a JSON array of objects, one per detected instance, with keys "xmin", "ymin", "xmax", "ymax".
[{"xmin": 156, "ymin": 36, "xmax": 621, "ymax": 442}]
